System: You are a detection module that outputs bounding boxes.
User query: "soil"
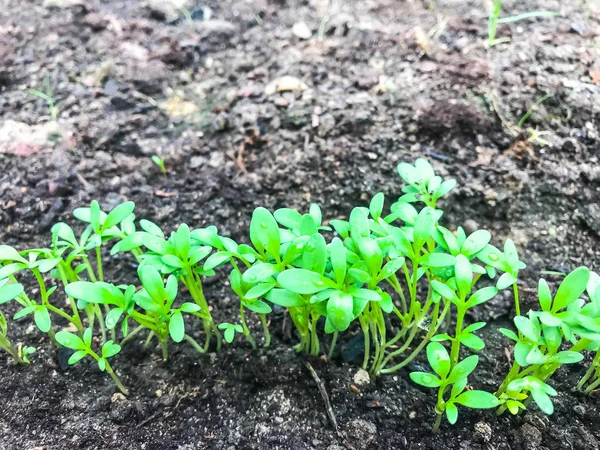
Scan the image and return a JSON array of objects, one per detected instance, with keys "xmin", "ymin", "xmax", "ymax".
[{"xmin": 1, "ymin": 0, "xmax": 600, "ymax": 449}]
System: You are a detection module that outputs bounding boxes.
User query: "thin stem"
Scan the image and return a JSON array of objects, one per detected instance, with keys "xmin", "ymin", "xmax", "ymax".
[
  {"xmin": 82, "ymin": 256, "xmax": 97, "ymax": 282},
  {"xmin": 259, "ymin": 314, "xmax": 271, "ymax": 347},
  {"xmin": 119, "ymin": 324, "xmax": 145, "ymax": 346},
  {"xmin": 380, "ymin": 301, "xmax": 447, "ymax": 374},
  {"xmin": 0, "ymin": 334, "xmax": 22, "ymax": 363},
  {"xmin": 95, "ymin": 246, "xmax": 104, "ymax": 282},
  {"xmin": 105, "ymin": 362, "xmax": 129, "ymax": 395},
  {"xmin": 513, "ymin": 282, "xmax": 520, "ymax": 317},
  {"xmin": 239, "ymin": 304, "xmax": 257, "ymax": 350},
  {"xmin": 360, "ymin": 316, "xmax": 370, "ymax": 370},
  {"xmin": 144, "ymin": 331, "xmax": 155, "ymax": 348},
  {"xmin": 577, "ymin": 351, "xmax": 600, "ymax": 391},
  {"xmin": 57, "ymin": 263, "xmax": 83, "ymax": 330},
  {"xmin": 328, "ymin": 331, "xmax": 338, "ymax": 359},
  {"xmin": 160, "ymin": 338, "xmax": 168, "ymax": 361},
  {"xmin": 96, "ymin": 304, "xmax": 107, "ymax": 343},
  {"xmin": 183, "ymin": 334, "xmax": 206, "ymax": 354}
]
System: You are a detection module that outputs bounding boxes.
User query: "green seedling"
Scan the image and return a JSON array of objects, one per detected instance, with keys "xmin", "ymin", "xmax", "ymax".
[
  {"xmin": 27, "ymin": 73, "xmax": 60, "ymax": 122},
  {"xmin": 66, "ymin": 266, "xmax": 205, "ymax": 360},
  {"xmin": 495, "ymin": 267, "xmax": 597, "ymax": 414},
  {"xmin": 0, "ymin": 279, "xmax": 31, "ymax": 363},
  {"xmin": 56, "ymin": 328, "xmax": 127, "ymax": 394},
  {"xmin": 218, "ymin": 323, "xmax": 244, "ymax": 344},
  {"xmin": 112, "ymin": 221, "xmax": 223, "ymax": 351},
  {"xmin": 410, "ymin": 343, "xmax": 498, "ymax": 431},
  {"xmin": 488, "ymin": 0, "xmax": 559, "ymax": 47},
  {"xmin": 151, "ymin": 155, "xmax": 167, "ymax": 175}
]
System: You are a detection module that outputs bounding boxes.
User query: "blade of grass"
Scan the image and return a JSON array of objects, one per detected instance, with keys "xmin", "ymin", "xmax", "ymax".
[
  {"xmin": 518, "ymin": 93, "xmax": 554, "ymax": 128},
  {"xmin": 498, "ymin": 11, "xmax": 559, "ymax": 23}
]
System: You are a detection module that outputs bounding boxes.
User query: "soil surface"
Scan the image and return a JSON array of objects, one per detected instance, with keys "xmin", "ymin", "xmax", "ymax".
[{"xmin": 1, "ymin": 0, "xmax": 600, "ymax": 449}]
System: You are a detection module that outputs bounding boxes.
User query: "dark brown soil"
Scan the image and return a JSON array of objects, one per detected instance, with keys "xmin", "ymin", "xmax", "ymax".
[{"xmin": 1, "ymin": 0, "xmax": 600, "ymax": 449}]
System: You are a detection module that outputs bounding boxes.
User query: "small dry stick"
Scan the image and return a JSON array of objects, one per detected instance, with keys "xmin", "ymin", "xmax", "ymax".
[{"xmin": 304, "ymin": 361, "xmax": 338, "ymax": 432}]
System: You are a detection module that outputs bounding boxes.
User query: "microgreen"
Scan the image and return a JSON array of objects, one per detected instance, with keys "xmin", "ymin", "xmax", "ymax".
[
  {"xmin": 151, "ymin": 155, "xmax": 167, "ymax": 175},
  {"xmin": 495, "ymin": 267, "xmax": 597, "ymax": 415},
  {"xmin": 410, "ymin": 343, "xmax": 499, "ymax": 430},
  {"xmin": 56, "ymin": 328, "xmax": 127, "ymax": 394}
]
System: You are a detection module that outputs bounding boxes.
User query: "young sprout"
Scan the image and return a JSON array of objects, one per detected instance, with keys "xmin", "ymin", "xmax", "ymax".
[
  {"xmin": 56, "ymin": 328, "xmax": 127, "ymax": 394},
  {"xmin": 218, "ymin": 323, "xmax": 244, "ymax": 344},
  {"xmin": 488, "ymin": 0, "xmax": 559, "ymax": 47},
  {"xmin": 495, "ymin": 267, "xmax": 593, "ymax": 415},
  {"xmin": 0, "ymin": 279, "xmax": 31, "ymax": 363},
  {"xmin": 411, "ymin": 344, "xmax": 498, "ymax": 431},
  {"xmin": 151, "ymin": 155, "xmax": 167, "ymax": 175},
  {"xmin": 27, "ymin": 73, "xmax": 60, "ymax": 122}
]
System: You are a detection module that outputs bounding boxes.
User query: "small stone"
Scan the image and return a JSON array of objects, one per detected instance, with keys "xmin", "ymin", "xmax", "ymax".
[
  {"xmin": 463, "ymin": 219, "xmax": 479, "ymax": 234},
  {"xmin": 345, "ymin": 419, "xmax": 377, "ymax": 447},
  {"xmin": 519, "ymin": 423, "xmax": 542, "ymax": 450},
  {"xmin": 110, "ymin": 393, "xmax": 134, "ymax": 422},
  {"xmin": 474, "ymin": 421, "xmax": 492, "ymax": 443},
  {"xmin": 292, "ymin": 22, "xmax": 312, "ymax": 40},
  {"xmin": 409, "ymin": 411, "xmax": 416, "ymax": 419},
  {"xmin": 353, "ymin": 368, "xmax": 371, "ymax": 386},
  {"xmin": 573, "ymin": 404, "xmax": 586, "ymax": 417}
]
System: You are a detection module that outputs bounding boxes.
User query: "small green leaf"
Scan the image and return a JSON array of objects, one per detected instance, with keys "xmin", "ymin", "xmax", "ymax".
[
  {"xmin": 243, "ymin": 263, "xmax": 278, "ymax": 284},
  {"xmin": 204, "ymin": 251, "xmax": 233, "ymax": 270},
  {"xmin": 426, "ymin": 342, "xmax": 451, "ymax": 379},
  {"xmin": 68, "ymin": 350, "xmax": 88, "ymax": 365},
  {"xmin": 102, "ymin": 340, "xmax": 122, "ymax": 358},
  {"xmin": 103, "ymin": 202, "xmax": 135, "ymax": 230},
  {"xmin": 447, "ymin": 355, "xmax": 478, "ymax": 383},
  {"xmin": 0, "ymin": 282, "xmax": 23, "ymax": 304},
  {"xmin": 180, "ymin": 302, "xmax": 201, "ymax": 313},
  {"xmin": 496, "ymin": 272, "xmax": 517, "ymax": 290},
  {"xmin": 169, "ymin": 311, "xmax": 185, "ymax": 342},
  {"xmin": 274, "ymin": 208, "xmax": 302, "ymax": 229},
  {"xmin": 461, "ymin": 230, "xmax": 491, "ymax": 257},
  {"xmin": 34, "ymin": 307, "xmax": 51, "ymax": 333},
  {"xmin": 277, "ymin": 269, "xmax": 333, "ymax": 295},
  {"xmin": 514, "ymin": 316, "xmax": 541, "ymax": 343},
  {"xmin": 329, "ymin": 237, "xmax": 347, "ymax": 286},
  {"xmin": 326, "ymin": 291, "xmax": 354, "ymax": 331},
  {"xmin": 466, "ymin": 286, "xmax": 498, "ymax": 308},
  {"xmin": 459, "ymin": 333, "xmax": 485, "ymax": 351},
  {"xmin": 421, "ymin": 253, "xmax": 456, "ymax": 268},
  {"xmin": 369, "ymin": 192, "xmax": 384, "ymax": 220},
  {"xmin": 552, "ymin": 267, "xmax": 589, "ymax": 312},
  {"xmin": 409, "ymin": 371, "xmax": 441, "ymax": 388},
  {"xmin": 538, "ymin": 278, "xmax": 552, "ymax": 311},
  {"xmin": 455, "ymin": 390, "xmax": 499, "ymax": 409},
  {"xmin": 245, "ymin": 282, "xmax": 275, "ymax": 300},
  {"xmin": 140, "ymin": 219, "xmax": 164, "ymax": 238},
  {"xmin": 445, "ymin": 403, "xmax": 458, "ymax": 424},
  {"xmin": 55, "ymin": 331, "xmax": 86, "ymax": 350},
  {"xmin": 224, "ymin": 327, "xmax": 235, "ymax": 343},
  {"xmin": 139, "ymin": 266, "xmax": 166, "ymax": 302},
  {"xmin": 454, "ymin": 254, "xmax": 473, "ymax": 299},
  {"xmin": 161, "ymin": 254, "xmax": 184, "ymax": 268},
  {"xmin": 244, "ymin": 299, "xmax": 272, "ymax": 314},
  {"xmin": 430, "ymin": 280, "xmax": 459, "ymax": 304},
  {"xmin": 266, "ymin": 289, "xmax": 305, "ymax": 307}
]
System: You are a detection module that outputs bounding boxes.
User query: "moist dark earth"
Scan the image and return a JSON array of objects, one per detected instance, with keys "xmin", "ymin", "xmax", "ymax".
[{"xmin": 1, "ymin": 0, "xmax": 600, "ymax": 449}]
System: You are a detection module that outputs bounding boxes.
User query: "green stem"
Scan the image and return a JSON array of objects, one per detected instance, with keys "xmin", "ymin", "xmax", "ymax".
[
  {"xmin": 259, "ymin": 314, "xmax": 271, "ymax": 347},
  {"xmin": 144, "ymin": 331, "xmax": 155, "ymax": 348},
  {"xmin": 95, "ymin": 304, "xmax": 107, "ymax": 343},
  {"xmin": 380, "ymin": 300, "xmax": 446, "ymax": 374},
  {"xmin": 160, "ymin": 338, "xmax": 168, "ymax": 361},
  {"xmin": 329, "ymin": 331, "xmax": 338, "ymax": 359},
  {"xmin": 57, "ymin": 263, "xmax": 83, "ymax": 331},
  {"xmin": 239, "ymin": 304, "xmax": 257, "ymax": 350},
  {"xmin": 82, "ymin": 256, "xmax": 97, "ymax": 282},
  {"xmin": 577, "ymin": 351, "xmax": 600, "ymax": 391},
  {"xmin": 513, "ymin": 282, "xmax": 520, "ymax": 317},
  {"xmin": 450, "ymin": 305, "xmax": 465, "ymax": 366},
  {"xmin": 0, "ymin": 334, "xmax": 22, "ymax": 363},
  {"xmin": 95, "ymin": 246, "xmax": 104, "ymax": 282},
  {"xmin": 119, "ymin": 324, "xmax": 145, "ymax": 346},
  {"xmin": 183, "ymin": 334, "xmax": 206, "ymax": 353},
  {"xmin": 360, "ymin": 316, "xmax": 370, "ymax": 370}
]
